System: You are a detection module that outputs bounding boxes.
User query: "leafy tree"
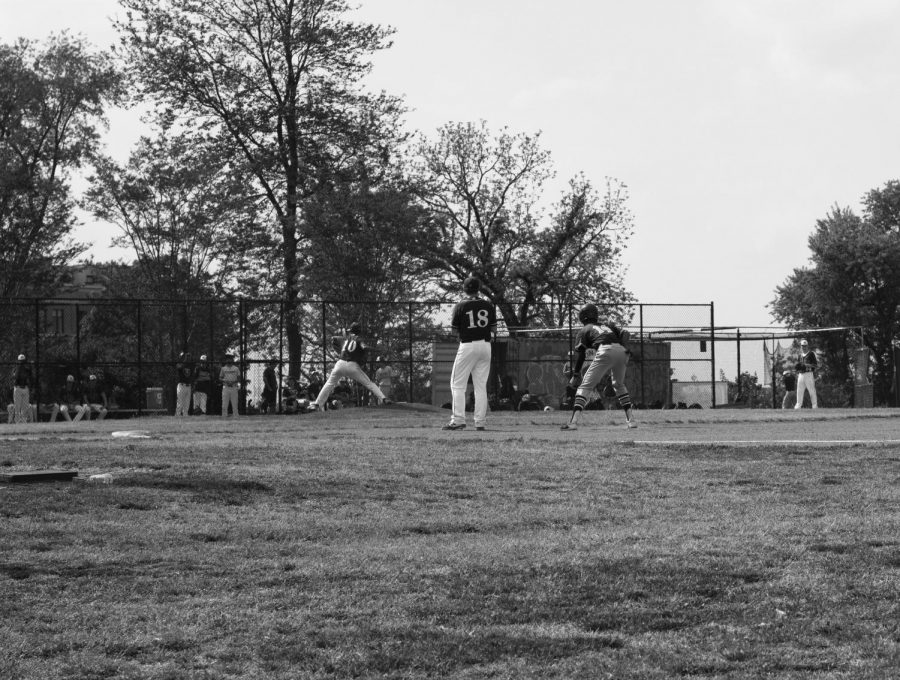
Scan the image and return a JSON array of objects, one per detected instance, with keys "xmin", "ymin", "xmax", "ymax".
[
  {"xmin": 117, "ymin": 0, "xmax": 404, "ymax": 378},
  {"xmin": 413, "ymin": 121, "xmax": 634, "ymax": 328},
  {"xmin": 771, "ymin": 181, "xmax": 900, "ymax": 404},
  {"xmin": 85, "ymin": 126, "xmax": 259, "ymax": 298},
  {"xmin": 0, "ymin": 34, "xmax": 121, "ymax": 298}
]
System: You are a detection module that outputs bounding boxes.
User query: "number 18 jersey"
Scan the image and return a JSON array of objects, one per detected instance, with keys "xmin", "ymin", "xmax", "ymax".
[{"xmin": 451, "ymin": 298, "xmax": 496, "ymax": 342}]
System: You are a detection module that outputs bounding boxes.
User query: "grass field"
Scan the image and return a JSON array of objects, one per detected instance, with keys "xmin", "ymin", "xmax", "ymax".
[{"xmin": 2, "ymin": 406, "xmax": 899, "ymax": 679}]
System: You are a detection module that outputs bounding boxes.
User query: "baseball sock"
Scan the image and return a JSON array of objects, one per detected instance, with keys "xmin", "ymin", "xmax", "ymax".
[
  {"xmin": 569, "ymin": 395, "xmax": 588, "ymax": 423},
  {"xmin": 617, "ymin": 392, "xmax": 634, "ymax": 421}
]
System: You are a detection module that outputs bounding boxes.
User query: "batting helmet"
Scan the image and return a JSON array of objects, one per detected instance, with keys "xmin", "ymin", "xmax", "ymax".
[{"xmin": 578, "ymin": 304, "xmax": 599, "ymax": 324}]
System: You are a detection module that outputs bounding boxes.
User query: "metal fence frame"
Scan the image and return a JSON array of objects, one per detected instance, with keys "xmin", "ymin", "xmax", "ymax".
[{"xmin": 1, "ymin": 297, "xmax": 716, "ymax": 415}]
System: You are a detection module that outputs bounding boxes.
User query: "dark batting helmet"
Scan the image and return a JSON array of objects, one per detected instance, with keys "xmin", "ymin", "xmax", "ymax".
[{"xmin": 578, "ymin": 304, "xmax": 599, "ymax": 324}]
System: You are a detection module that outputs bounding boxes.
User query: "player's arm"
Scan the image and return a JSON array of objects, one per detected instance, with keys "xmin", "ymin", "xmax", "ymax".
[{"xmin": 568, "ymin": 347, "xmax": 587, "ymax": 384}]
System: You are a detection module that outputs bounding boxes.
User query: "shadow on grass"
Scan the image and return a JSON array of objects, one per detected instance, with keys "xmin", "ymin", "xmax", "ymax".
[{"xmin": 117, "ymin": 472, "xmax": 273, "ymax": 505}]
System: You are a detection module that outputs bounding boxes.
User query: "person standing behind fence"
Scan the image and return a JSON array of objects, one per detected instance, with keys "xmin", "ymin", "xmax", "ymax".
[
  {"xmin": 794, "ymin": 339, "xmax": 818, "ymax": 409},
  {"xmin": 51, "ymin": 375, "xmax": 86, "ymax": 422},
  {"xmin": 175, "ymin": 351, "xmax": 195, "ymax": 416},
  {"xmin": 443, "ymin": 277, "xmax": 496, "ymax": 431},
  {"xmin": 220, "ymin": 354, "xmax": 241, "ymax": 417},
  {"xmin": 83, "ymin": 374, "xmax": 108, "ymax": 421},
  {"xmin": 781, "ymin": 369, "xmax": 797, "ymax": 409},
  {"xmin": 193, "ymin": 355, "xmax": 213, "ymax": 415},
  {"xmin": 261, "ymin": 360, "xmax": 279, "ymax": 413},
  {"xmin": 374, "ymin": 357, "xmax": 395, "ymax": 402},
  {"xmin": 11, "ymin": 354, "xmax": 34, "ymax": 423},
  {"xmin": 307, "ymin": 322, "xmax": 390, "ymax": 411}
]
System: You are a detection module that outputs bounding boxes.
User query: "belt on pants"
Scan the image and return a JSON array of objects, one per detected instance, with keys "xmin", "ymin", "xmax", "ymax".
[{"xmin": 460, "ymin": 339, "xmax": 488, "ymax": 344}]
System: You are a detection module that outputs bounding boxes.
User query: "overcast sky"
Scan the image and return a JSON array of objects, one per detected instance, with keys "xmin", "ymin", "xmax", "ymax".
[{"xmin": 3, "ymin": 0, "xmax": 899, "ymax": 326}]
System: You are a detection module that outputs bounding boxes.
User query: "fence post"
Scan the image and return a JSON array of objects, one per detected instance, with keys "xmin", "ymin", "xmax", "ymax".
[
  {"xmin": 278, "ymin": 300, "xmax": 284, "ymax": 412},
  {"xmin": 137, "ymin": 300, "xmax": 143, "ymax": 416},
  {"xmin": 639, "ymin": 304, "xmax": 645, "ymax": 407},
  {"xmin": 75, "ymin": 303, "xmax": 82, "ymax": 380},
  {"xmin": 34, "ymin": 300, "xmax": 41, "ymax": 407},
  {"xmin": 239, "ymin": 299, "xmax": 245, "ymax": 415},
  {"xmin": 736, "ymin": 328, "xmax": 742, "ymax": 403},
  {"xmin": 710, "ymin": 302, "xmax": 716, "ymax": 408},
  {"xmin": 321, "ymin": 301, "xmax": 328, "ymax": 380},
  {"xmin": 408, "ymin": 301, "xmax": 414, "ymax": 403}
]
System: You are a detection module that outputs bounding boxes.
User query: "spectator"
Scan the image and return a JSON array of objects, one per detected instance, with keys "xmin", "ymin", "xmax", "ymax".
[
  {"xmin": 219, "ymin": 354, "xmax": 241, "ymax": 417},
  {"xmin": 192, "ymin": 355, "xmax": 213, "ymax": 415},
  {"xmin": 261, "ymin": 360, "xmax": 279, "ymax": 414},
  {"xmin": 9, "ymin": 353, "xmax": 34, "ymax": 424},
  {"xmin": 83, "ymin": 374, "xmax": 108, "ymax": 421},
  {"xmin": 51, "ymin": 375, "xmax": 87, "ymax": 422},
  {"xmin": 781, "ymin": 369, "xmax": 797, "ymax": 409},
  {"xmin": 374, "ymin": 357, "xmax": 395, "ymax": 402},
  {"xmin": 175, "ymin": 351, "xmax": 195, "ymax": 416}
]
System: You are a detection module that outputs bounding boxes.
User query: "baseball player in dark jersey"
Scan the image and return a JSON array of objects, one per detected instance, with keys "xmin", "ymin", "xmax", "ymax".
[
  {"xmin": 795, "ymin": 339, "xmax": 818, "ymax": 409},
  {"xmin": 11, "ymin": 353, "xmax": 34, "ymax": 423},
  {"xmin": 308, "ymin": 322, "xmax": 389, "ymax": 411},
  {"xmin": 443, "ymin": 277, "xmax": 497, "ymax": 431},
  {"xmin": 175, "ymin": 351, "xmax": 195, "ymax": 416},
  {"xmin": 561, "ymin": 303, "xmax": 636, "ymax": 430}
]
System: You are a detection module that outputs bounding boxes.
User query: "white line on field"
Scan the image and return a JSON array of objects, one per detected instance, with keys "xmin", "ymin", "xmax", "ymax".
[{"xmin": 632, "ymin": 439, "xmax": 900, "ymax": 445}]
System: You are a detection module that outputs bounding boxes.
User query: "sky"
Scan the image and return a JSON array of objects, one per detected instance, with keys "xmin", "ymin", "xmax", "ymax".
[{"xmin": 3, "ymin": 0, "xmax": 900, "ymax": 327}]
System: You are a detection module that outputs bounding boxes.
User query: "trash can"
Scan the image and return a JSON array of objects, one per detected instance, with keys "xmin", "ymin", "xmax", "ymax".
[{"xmin": 146, "ymin": 387, "xmax": 164, "ymax": 410}]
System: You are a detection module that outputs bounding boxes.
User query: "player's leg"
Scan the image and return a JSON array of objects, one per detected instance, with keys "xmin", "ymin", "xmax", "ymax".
[
  {"xmin": 448, "ymin": 345, "xmax": 474, "ymax": 428},
  {"xmin": 73, "ymin": 404, "xmax": 85, "ymax": 422},
  {"xmin": 608, "ymin": 348, "xmax": 636, "ymax": 427},
  {"xmin": 470, "ymin": 343, "xmax": 491, "ymax": 429},
  {"xmin": 346, "ymin": 363, "xmax": 387, "ymax": 403},
  {"xmin": 312, "ymin": 362, "xmax": 345, "ymax": 409},
  {"xmin": 13, "ymin": 387, "xmax": 28, "ymax": 424},
  {"xmin": 51, "ymin": 404, "xmax": 62, "ymax": 422},
  {"xmin": 562, "ymin": 352, "xmax": 609, "ymax": 429},
  {"xmin": 221, "ymin": 387, "xmax": 229, "ymax": 416},
  {"xmin": 808, "ymin": 378, "xmax": 818, "ymax": 408},
  {"xmin": 794, "ymin": 374, "xmax": 806, "ymax": 409}
]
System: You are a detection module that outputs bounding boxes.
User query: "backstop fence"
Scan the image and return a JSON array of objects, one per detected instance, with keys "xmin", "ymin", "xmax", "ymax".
[{"xmin": 1, "ymin": 298, "xmax": 725, "ymax": 418}]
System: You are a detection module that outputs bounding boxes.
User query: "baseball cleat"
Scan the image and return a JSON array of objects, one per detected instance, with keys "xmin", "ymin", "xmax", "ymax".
[
  {"xmin": 626, "ymin": 420, "xmax": 637, "ymax": 429},
  {"xmin": 380, "ymin": 399, "xmax": 393, "ymax": 405},
  {"xmin": 560, "ymin": 422, "xmax": 578, "ymax": 431},
  {"xmin": 306, "ymin": 403, "xmax": 321, "ymax": 412},
  {"xmin": 442, "ymin": 423, "xmax": 466, "ymax": 431},
  {"xmin": 475, "ymin": 426, "xmax": 485, "ymax": 431}
]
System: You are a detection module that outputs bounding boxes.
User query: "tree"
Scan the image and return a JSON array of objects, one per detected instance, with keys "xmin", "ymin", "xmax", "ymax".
[
  {"xmin": 117, "ymin": 0, "xmax": 404, "ymax": 379},
  {"xmin": 771, "ymin": 182, "xmax": 900, "ymax": 404},
  {"xmin": 0, "ymin": 34, "xmax": 121, "ymax": 298},
  {"xmin": 414, "ymin": 121, "xmax": 634, "ymax": 328},
  {"xmin": 85, "ymin": 126, "xmax": 259, "ymax": 298}
]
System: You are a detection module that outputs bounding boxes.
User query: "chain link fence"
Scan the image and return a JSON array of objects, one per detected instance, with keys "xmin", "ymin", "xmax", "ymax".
[{"xmin": 2, "ymin": 298, "xmax": 720, "ymax": 419}]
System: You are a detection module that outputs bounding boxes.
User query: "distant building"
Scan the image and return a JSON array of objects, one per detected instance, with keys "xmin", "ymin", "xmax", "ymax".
[{"xmin": 40, "ymin": 265, "xmax": 110, "ymax": 335}]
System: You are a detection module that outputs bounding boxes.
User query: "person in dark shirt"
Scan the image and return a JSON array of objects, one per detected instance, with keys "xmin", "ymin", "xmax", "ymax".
[
  {"xmin": 51, "ymin": 375, "xmax": 87, "ymax": 422},
  {"xmin": 261, "ymin": 360, "xmax": 279, "ymax": 414},
  {"xmin": 781, "ymin": 369, "xmax": 797, "ymax": 409},
  {"xmin": 83, "ymin": 374, "xmax": 108, "ymax": 421},
  {"xmin": 192, "ymin": 355, "xmax": 213, "ymax": 415},
  {"xmin": 442, "ymin": 276, "xmax": 497, "ymax": 431},
  {"xmin": 175, "ymin": 351, "xmax": 195, "ymax": 416},
  {"xmin": 9, "ymin": 353, "xmax": 35, "ymax": 424},
  {"xmin": 795, "ymin": 339, "xmax": 819, "ymax": 409},
  {"xmin": 307, "ymin": 322, "xmax": 389, "ymax": 411},
  {"xmin": 561, "ymin": 304, "xmax": 636, "ymax": 431}
]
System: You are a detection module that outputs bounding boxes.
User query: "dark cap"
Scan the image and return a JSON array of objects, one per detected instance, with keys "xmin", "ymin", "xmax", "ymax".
[{"xmin": 463, "ymin": 277, "xmax": 480, "ymax": 295}]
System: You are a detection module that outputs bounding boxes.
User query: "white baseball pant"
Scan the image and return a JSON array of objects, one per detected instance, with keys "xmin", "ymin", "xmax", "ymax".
[
  {"xmin": 795, "ymin": 372, "xmax": 817, "ymax": 408},
  {"xmin": 315, "ymin": 360, "xmax": 386, "ymax": 408},
  {"xmin": 175, "ymin": 383, "xmax": 192, "ymax": 416},
  {"xmin": 577, "ymin": 344, "xmax": 629, "ymax": 400},
  {"xmin": 449, "ymin": 339, "xmax": 491, "ymax": 427},
  {"xmin": 12, "ymin": 387, "xmax": 31, "ymax": 423},
  {"xmin": 192, "ymin": 391, "xmax": 208, "ymax": 414},
  {"xmin": 222, "ymin": 385, "xmax": 240, "ymax": 416}
]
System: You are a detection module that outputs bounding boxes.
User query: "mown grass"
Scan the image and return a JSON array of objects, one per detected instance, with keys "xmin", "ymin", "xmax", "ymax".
[{"xmin": 1, "ymin": 409, "xmax": 899, "ymax": 678}]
